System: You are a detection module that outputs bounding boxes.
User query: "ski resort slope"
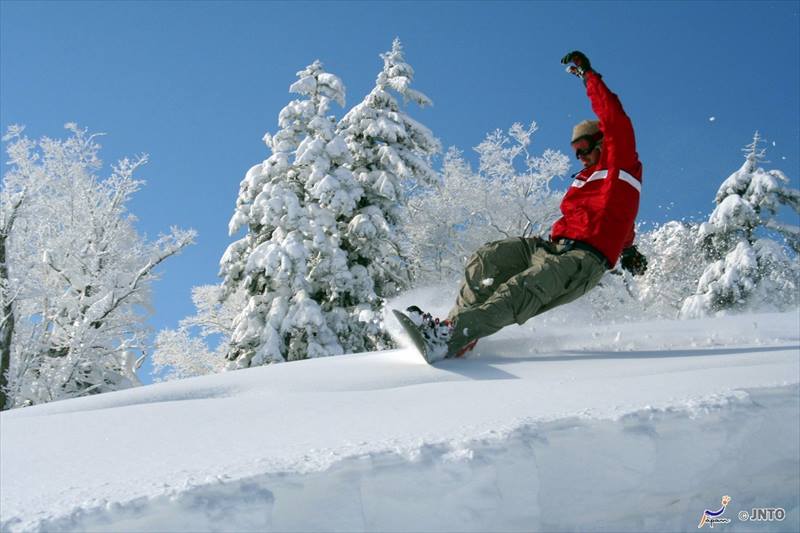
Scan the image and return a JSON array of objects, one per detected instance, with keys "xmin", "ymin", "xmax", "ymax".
[{"xmin": 1, "ymin": 311, "xmax": 799, "ymax": 532}]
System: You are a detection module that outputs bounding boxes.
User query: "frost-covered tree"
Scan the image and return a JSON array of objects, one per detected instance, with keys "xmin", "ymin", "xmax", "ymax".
[
  {"xmin": 338, "ymin": 38, "xmax": 441, "ymax": 294},
  {"xmin": 474, "ymin": 123, "xmax": 566, "ymax": 234},
  {"xmin": 0, "ymin": 130, "xmax": 33, "ymax": 409},
  {"xmin": 0, "ymin": 124, "xmax": 195, "ymax": 408},
  {"xmin": 151, "ymin": 285, "xmax": 243, "ymax": 381},
  {"xmin": 406, "ymin": 123, "xmax": 568, "ymax": 283},
  {"xmin": 635, "ymin": 221, "xmax": 706, "ymax": 316},
  {"xmin": 404, "ymin": 148, "xmax": 475, "ymax": 282},
  {"xmin": 221, "ymin": 61, "xmax": 390, "ymax": 367},
  {"xmin": 681, "ymin": 132, "xmax": 800, "ymax": 317}
]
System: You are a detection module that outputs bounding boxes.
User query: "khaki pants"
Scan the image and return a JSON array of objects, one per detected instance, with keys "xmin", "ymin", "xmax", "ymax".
[{"xmin": 447, "ymin": 237, "xmax": 607, "ymax": 352}]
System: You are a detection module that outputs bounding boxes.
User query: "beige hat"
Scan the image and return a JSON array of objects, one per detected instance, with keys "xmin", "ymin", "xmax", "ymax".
[{"xmin": 571, "ymin": 120, "xmax": 601, "ymax": 143}]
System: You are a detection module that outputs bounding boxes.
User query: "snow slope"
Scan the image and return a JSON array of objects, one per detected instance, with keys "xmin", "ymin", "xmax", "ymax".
[{"xmin": 1, "ymin": 310, "xmax": 799, "ymax": 532}]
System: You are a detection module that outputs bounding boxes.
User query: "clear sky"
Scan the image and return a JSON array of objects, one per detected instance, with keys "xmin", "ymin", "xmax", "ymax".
[{"xmin": 2, "ymin": 0, "xmax": 798, "ymax": 383}]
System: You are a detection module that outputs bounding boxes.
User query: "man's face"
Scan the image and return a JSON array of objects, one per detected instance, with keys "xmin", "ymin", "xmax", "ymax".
[
  {"xmin": 578, "ymin": 147, "xmax": 601, "ymax": 168},
  {"xmin": 571, "ymin": 135, "xmax": 602, "ymax": 169}
]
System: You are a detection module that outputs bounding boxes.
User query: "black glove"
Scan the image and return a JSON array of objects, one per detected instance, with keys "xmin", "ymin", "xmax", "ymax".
[
  {"xmin": 620, "ymin": 245, "xmax": 648, "ymax": 276},
  {"xmin": 561, "ymin": 51, "xmax": 593, "ymax": 79}
]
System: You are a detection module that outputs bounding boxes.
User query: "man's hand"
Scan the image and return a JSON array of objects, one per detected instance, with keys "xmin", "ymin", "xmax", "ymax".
[
  {"xmin": 620, "ymin": 245, "xmax": 647, "ymax": 276},
  {"xmin": 561, "ymin": 51, "xmax": 593, "ymax": 79}
]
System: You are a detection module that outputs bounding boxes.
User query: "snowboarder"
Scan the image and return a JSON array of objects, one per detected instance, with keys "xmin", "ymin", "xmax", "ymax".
[{"xmin": 401, "ymin": 51, "xmax": 648, "ymax": 362}]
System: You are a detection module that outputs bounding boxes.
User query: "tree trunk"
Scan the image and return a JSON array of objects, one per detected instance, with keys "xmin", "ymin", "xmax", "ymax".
[{"xmin": 0, "ymin": 230, "xmax": 14, "ymax": 410}]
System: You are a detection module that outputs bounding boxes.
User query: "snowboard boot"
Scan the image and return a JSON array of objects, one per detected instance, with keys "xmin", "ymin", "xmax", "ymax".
[
  {"xmin": 405, "ymin": 306, "xmax": 478, "ymax": 360},
  {"xmin": 405, "ymin": 306, "xmax": 453, "ymax": 362}
]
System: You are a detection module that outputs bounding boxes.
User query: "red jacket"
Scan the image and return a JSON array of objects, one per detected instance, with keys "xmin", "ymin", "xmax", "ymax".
[{"xmin": 550, "ymin": 71, "xmax": 642, "ymax": 267}]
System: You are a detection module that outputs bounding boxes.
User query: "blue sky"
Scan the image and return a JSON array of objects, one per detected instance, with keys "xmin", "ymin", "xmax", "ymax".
[{"xmin": 2, "ymin": 1, "xmax": 798, "ymax": 382}]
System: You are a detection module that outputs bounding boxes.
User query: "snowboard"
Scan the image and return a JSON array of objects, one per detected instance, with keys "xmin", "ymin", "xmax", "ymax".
[{"xmin": 392, "ymin": 309, "xmax": 435, "ymax": 364}]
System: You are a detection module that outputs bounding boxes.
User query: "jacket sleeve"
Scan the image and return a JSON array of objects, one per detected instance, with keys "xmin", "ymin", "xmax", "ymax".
[
  {"xmin": 584, "ymin": 71, "xmax": 638, "ymax": 172},
  {"xmin": 622, "ymin": 224, "xmax": 635, "ymax": 250}
]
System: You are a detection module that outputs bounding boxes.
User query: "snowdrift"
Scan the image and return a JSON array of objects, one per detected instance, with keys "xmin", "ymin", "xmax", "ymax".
[{"xmin": 1, "ymin": 311, "xmax": 799, "ymax": 532}]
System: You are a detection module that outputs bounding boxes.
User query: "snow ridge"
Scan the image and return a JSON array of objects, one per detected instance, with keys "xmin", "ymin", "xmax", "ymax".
[
  {"xmin": 1, "ymin": 311, "xmax": 798, "ymax": 532},
  {"xmin": 6, "ymin": 385, "xmax": 799, "ymax": 532}
]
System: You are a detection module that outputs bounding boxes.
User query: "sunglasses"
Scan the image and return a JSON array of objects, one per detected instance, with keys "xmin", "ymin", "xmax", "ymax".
[{"xmin": 571, "ymin": 133, "xmax": 603, "ymax": 159}]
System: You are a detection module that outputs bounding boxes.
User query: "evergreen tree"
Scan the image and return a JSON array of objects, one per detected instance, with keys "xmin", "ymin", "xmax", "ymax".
[
  {"xmin": 681, "ymin": 132, "xmax": 800, "ymax": 317},
  {"xmin": 220, "ymin": 61, "xmax": 389, "ymax": 367},
  {"xmin": 338, "ymin": 38, "xmax": 441, "ymax": 296}
]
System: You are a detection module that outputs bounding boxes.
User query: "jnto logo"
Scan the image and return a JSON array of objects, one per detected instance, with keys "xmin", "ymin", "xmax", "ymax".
[{"xmin": 698, "ymin": 495, "xmax": 732, "ymax": 528}]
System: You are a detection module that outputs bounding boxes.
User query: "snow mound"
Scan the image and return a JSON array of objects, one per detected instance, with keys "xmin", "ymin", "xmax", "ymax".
[
  {"xmin": 16, "ymin": 386, "xmax": 799, "ymax": 533},
  {"xmin": 2, "ymin": 311, "xmax": 799, "ymax": 532}
]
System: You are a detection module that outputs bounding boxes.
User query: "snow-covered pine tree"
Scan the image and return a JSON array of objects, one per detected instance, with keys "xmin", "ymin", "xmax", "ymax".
[
  {"xmin": 337, "ymin": 38, "xmax": 441, "ymax": 295},
  {"xmin": 0, "ymin": 124, "xmax": 195, "ymax": 408},
  {"xmin": 221, "ymin": 61, "xmax": 389, "ymax": 367},
  {"xmin": 681, "ymin": 132, "xmax": 800, "ymax": 317}
]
